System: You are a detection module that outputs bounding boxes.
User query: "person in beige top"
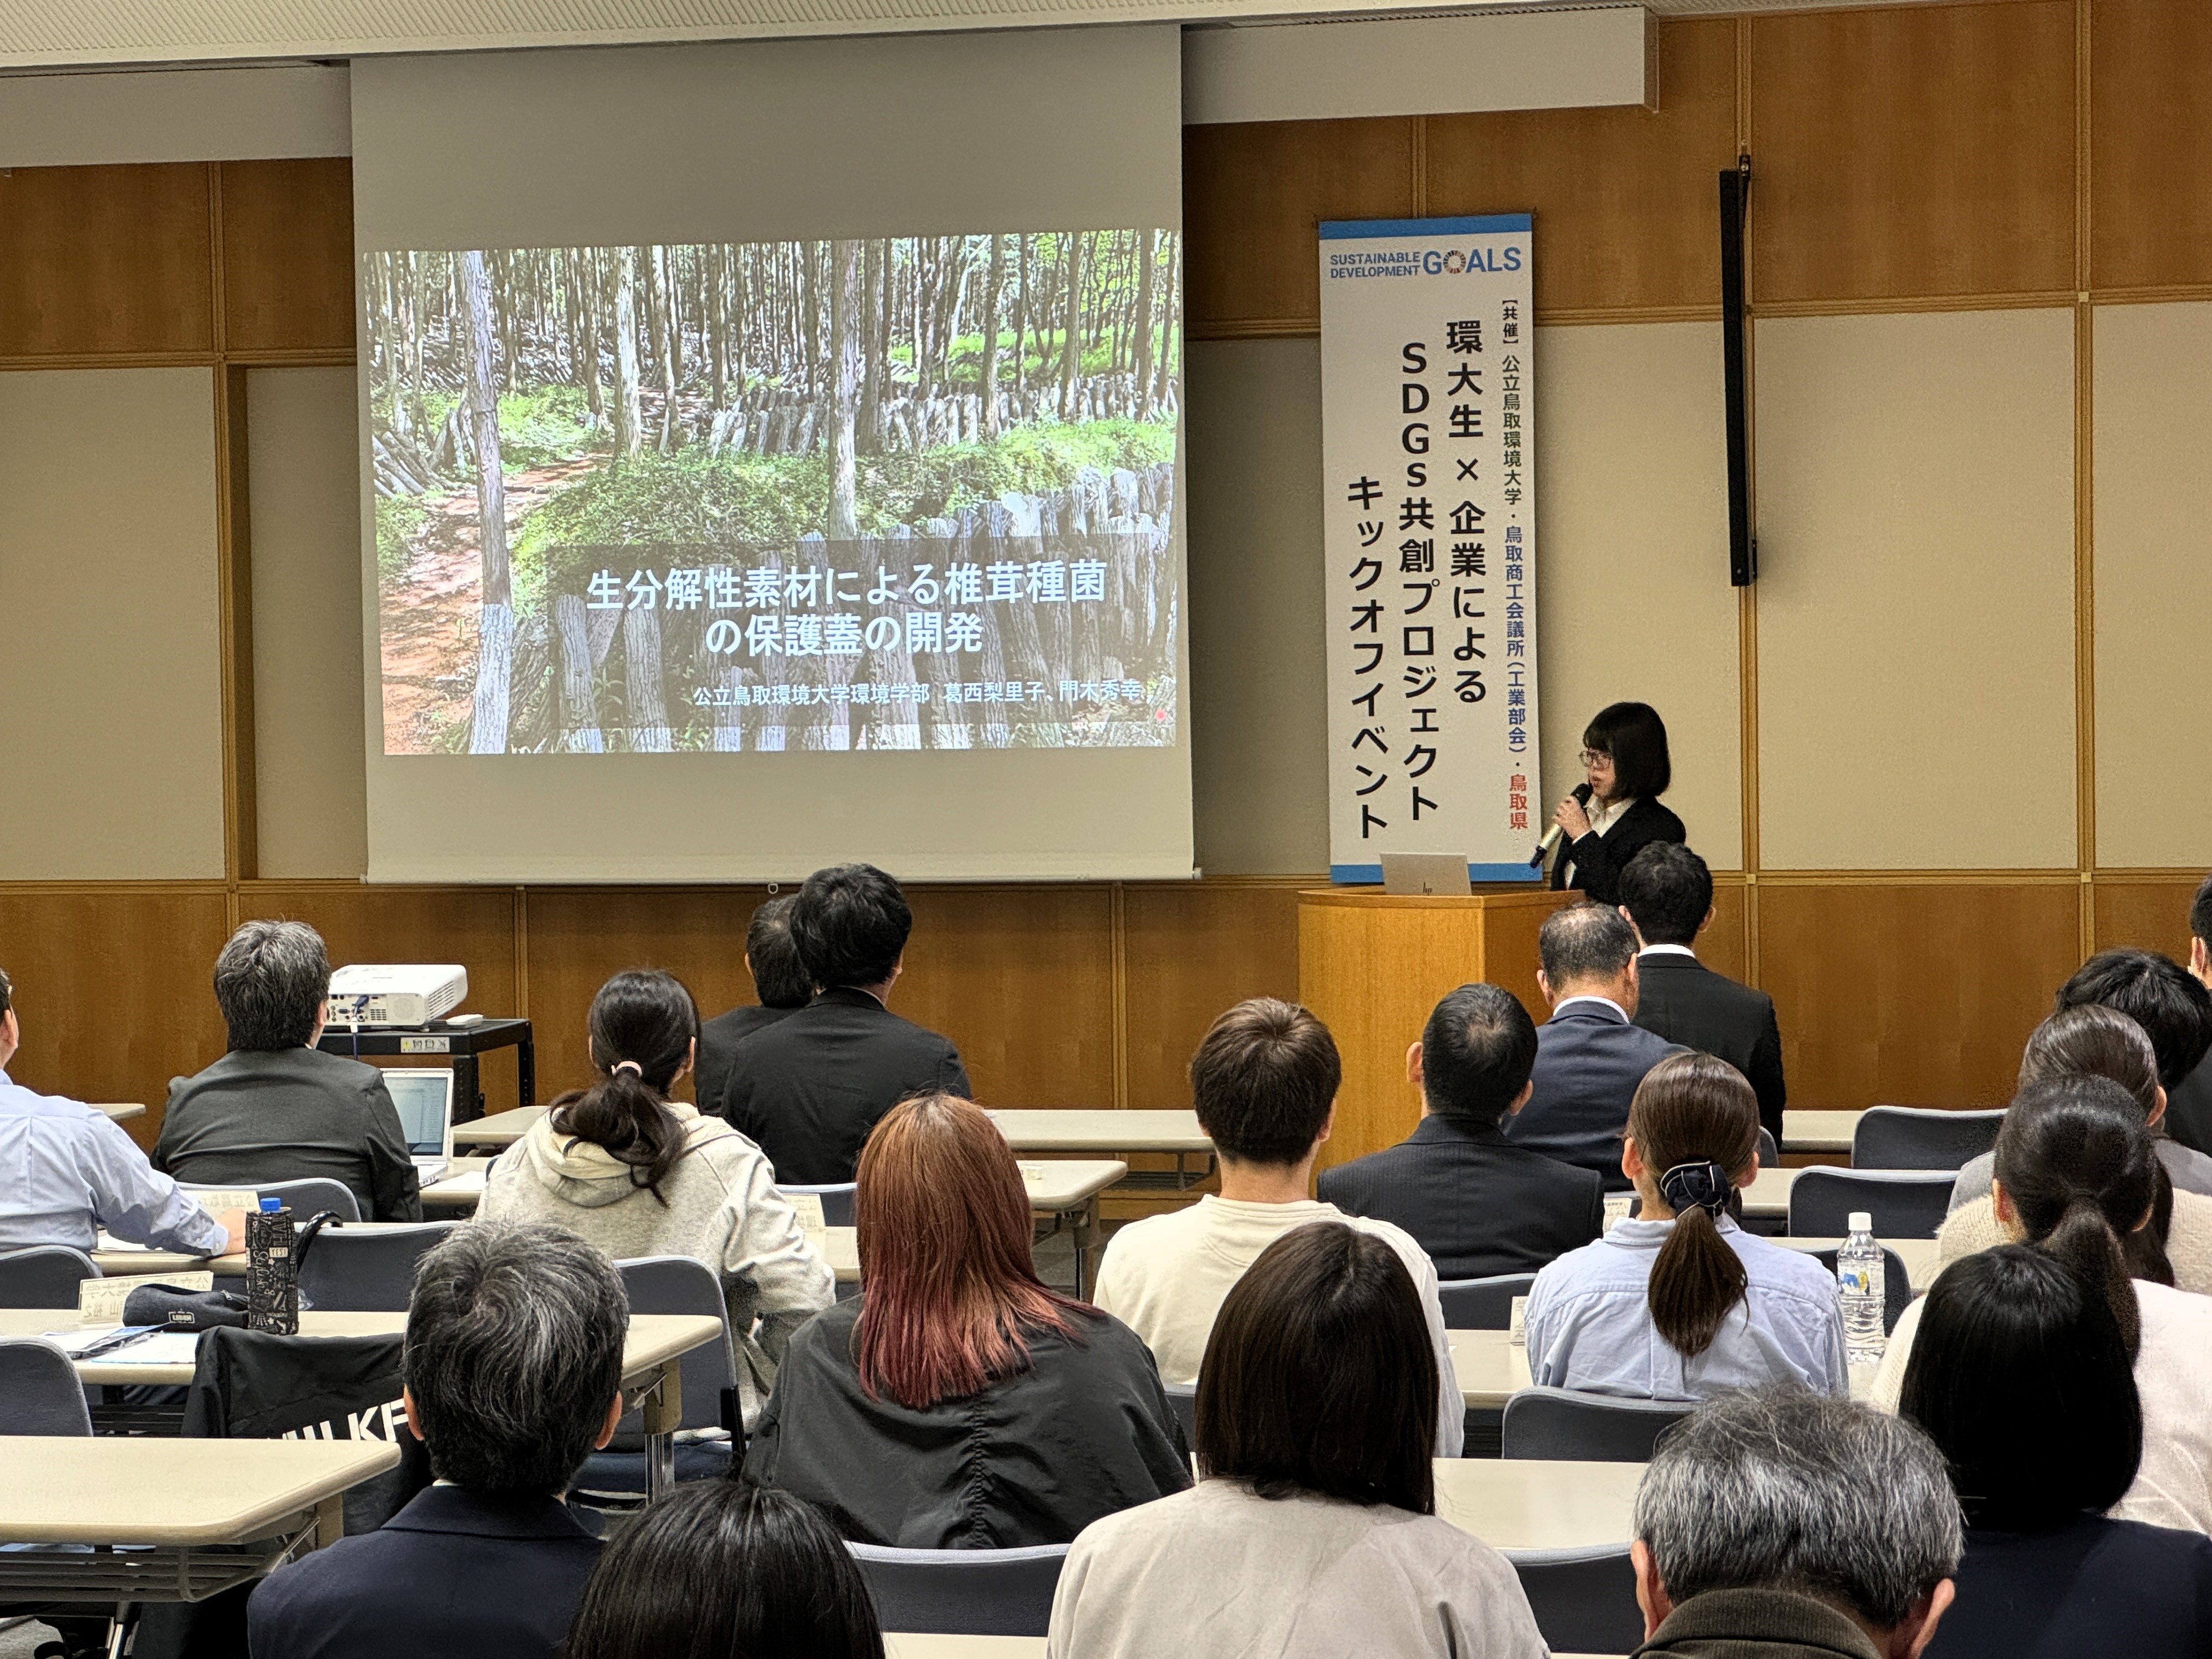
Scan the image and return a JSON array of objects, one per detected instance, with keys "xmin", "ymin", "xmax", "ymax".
[{"xmin": 1050, "ymin": 1223, "xmax": 1544, "ymax": 1659}]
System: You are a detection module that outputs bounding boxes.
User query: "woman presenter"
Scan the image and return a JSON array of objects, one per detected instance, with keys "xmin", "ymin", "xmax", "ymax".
[{"xmin": 1549, "ymin": 701, "xmax": 1684, "ymax": 905}]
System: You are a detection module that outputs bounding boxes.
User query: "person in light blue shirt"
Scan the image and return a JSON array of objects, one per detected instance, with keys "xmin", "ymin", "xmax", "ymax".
[
  {"xmin": 0, "ymin": 966, "xmax": 242, "ymax": 1259},
  {"xmin": 1523, "ymin": 1050, "xmax": 1846, "ymax": 1401}
]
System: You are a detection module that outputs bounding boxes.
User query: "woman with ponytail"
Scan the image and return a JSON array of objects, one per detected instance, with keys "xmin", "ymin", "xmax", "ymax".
[
  {"xmin": 480, "ymin": 969, "xmax": 833, "ymax": 1428},
  {"xmin": 1874, "ymin": 1074, "xmax": 2212, "ymax": 1535},
  {"xmin": 1522, "ymin": 1052, "xmax": 1847, "ymax": 1398}
]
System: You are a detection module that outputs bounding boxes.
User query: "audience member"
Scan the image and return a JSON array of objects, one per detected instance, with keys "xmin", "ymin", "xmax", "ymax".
[
  {"xmin": 1524, "ymin": 1052, "xmax": 1846, "ymax": 1399},
  {"xmin": 1093, "ymin": 998, "xmax": 1464, "ymax": 1454},
  {"xmin": 1938, "ymin": 1006, "xmax": 2212, "ymax": 1291},
  {"xmin": 155, "ymin": 920, "xmax": 421, "ymax": 1221},
  {"xmin": 247, "ymin": 1222, "xmax": 626, "ymax": 1659},
  {"xmin": 1630, "ymin": 1388, "xmax": 1960, "ymax": 1659},
  {"xmin": 1874, "ymin": 1076, "xmax": 2212, "ymax": 1534},
  {"xmin": 479, "ymin": 969, "xmax": 832, "ymax": 1429},
  {"xmin": 2171, "ymin": 873, "xmax": 2212, "ymax": 1156},
  {"xmin": 1549, "ymin": 700, "xmax": 1686, "ymax": 906},
  {"xmin": 1502, "ymin": 902, "xmax": 1679, "ymax": 1189},
  {"xmin": 744, "ymin": 1093, "xmax": 1188, "ymax": 1545},
  {"xmin": 566, "ymin": 1482, "xmax": 883, "ymax": 1659},
  {"xmin": 1048, "ymin": 1224, "xmax": 1545, "ymax": 1659},
  {"xmin": 1318, "ymin": 983, "xmax": 1602, "ymax": 1278},
  {"xmin": 1618, "ymin": 843, "xmax": 1786, "ymax": 1145},
  {"xmin": 692, "ymin": 896, "xmax": 812, "ymax": 1120},
  {"xmin": 1900, "ymin": 1245, "xmax": 2212, "ymax": 1659},
  {"xmin": 2049, "ymin": 951, "xmax": 2212, "ymax": 1192},
  {"xmin": 0, "ymin": 965, "xmax": 244, "ymax": 1258},
  {"xmin": 714, "ymin": 864, "xmax": 969, "ymax": 1183}
]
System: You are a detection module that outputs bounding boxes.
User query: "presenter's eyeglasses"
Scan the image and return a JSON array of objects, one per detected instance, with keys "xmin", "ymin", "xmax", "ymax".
[{"xmin": 1578, "ymin": 750, "xmax": 1615, "ymax": 770}]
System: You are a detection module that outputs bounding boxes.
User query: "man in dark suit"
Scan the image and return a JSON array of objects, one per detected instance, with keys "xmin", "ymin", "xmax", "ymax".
[
  {"xmin": 2169, "ymin": 872, "xmax": 2212, "ymax": 1157},
  {"xmin": 1319, "ymin": 983, "xmax": 1604, "ymax": 1279},
  {"xmin": 714, "ymin": 863, "xmax": 970, "ymax": 1184},
  {"xmin": 1618, "ymin": 842, "xmax": 1786, "ymax": 1146},
  {"xmin": 1503, "ymin": 902, "xmax": 1678, "ymax": 1190},
  {"xmin": 692, "ymin": 895, "xmax": 810, "ymax": 1115},
  {"xmin": 155, "ymin": 920, "xmax": 421, "ymax": 1221},
  {"xmin": 248, "ymin": 1222, "xmax": 621, "ymax": 1659}
]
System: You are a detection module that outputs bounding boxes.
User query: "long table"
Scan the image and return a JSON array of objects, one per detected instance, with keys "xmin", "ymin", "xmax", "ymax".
[
  {"xmin": 1451, "ymin": 1327, "xmax": 1880, "ymax": 1410},
  {"xmin": 1781, "ymin": 1110, "xmax": 1863, "ymax": 1155}
]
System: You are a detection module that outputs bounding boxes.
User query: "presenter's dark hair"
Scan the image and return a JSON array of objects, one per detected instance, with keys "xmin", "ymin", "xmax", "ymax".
[
  {"xmin": 1582, "ymin": 701, "xmax": 1671, "ymax": 799},
  {"xmin": 2019, "ymin": 1004, "xmax": 2160, "ymax": 1118},
  {"xmin": 566, "ymin": 1481, "xmax": 884, "ymax": 1659},
  {"xmin": 789, "ymin": 864, "xmax": 912, "ymax": 991},
  {"xmin": 1421, "ymin": 984, "xmax": 1537, "ymax": 1126},
  {"xmin": 0, "ymin": 965, "xmax": 11, "ymax": 1019},
  {"xmin": 1630, "ymin": 1053, "xmax": 1760, "ymax": 1359},
  {"xmin": 213, "ymin": 919, "xmax": 331, "ymax": 1052},
  {"xmin": 2191, "ymin": 873, "xmax": 2212, "ymax": 946},
  {"xmin": 1539, "ymin": 901, "xmax": 1639, "ymax": 985},
  {"xmin": 2058, "ymin": 949, "xmax": 2212, "ymax": 1091},
  {"xmin": 1901, "ymin": 1244, "xmax": 2140, "ymax": 1533},
  {"xmin": 548, "ymin": 969, "xmax": 699, "ymax": 1203},
  {"xmin": 746, "ymin": 896, "xmax": 811, "ymax": 1009},
  {"xmin": 1189, "ymin": 998, "xmax": 1341, "ymax": 1165},
  {"xmin": 1619, "ymin": 844, "xmax": 1712, "ymax": 948},
  {"xmin": 1197, "ymin": 1222, "xmax": 1435, "ymax": 1514}
]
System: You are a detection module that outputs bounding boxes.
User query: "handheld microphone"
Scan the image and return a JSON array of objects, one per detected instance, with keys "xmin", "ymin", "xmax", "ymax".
[{"xmin": 1528, "ymin": 782, "xmax": 1595, "ymax": 868}]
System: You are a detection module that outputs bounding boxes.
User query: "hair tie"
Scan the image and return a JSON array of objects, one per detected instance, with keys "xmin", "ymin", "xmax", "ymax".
[
  {"xmin": 610, "ymin": 1060, "xmax": 644, "ymax": 1079},
  {"xmin": 1658, "ymin": 1159, "xmax": 1733, "ymax": 1218}
]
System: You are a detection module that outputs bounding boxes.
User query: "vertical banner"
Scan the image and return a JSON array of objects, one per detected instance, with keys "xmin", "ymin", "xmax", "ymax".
[{"xmin": 1319, "ymin": 214, "xmax": 1538, "ymax": 884}]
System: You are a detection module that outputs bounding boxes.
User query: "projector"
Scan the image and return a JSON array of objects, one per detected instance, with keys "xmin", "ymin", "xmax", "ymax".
[{"xmin": 326, "ymin": 964, "xmax": 469, "ymax": 1028}]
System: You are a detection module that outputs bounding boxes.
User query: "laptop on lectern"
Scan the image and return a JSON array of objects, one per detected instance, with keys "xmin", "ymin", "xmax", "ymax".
[
  {"xmin": 382, "ymin": 1068, "xmax": 456, "ymax": 1182},
  {"xmin": 1380, "ymin": 853, "xmax": 1472, "ymax": 896}
]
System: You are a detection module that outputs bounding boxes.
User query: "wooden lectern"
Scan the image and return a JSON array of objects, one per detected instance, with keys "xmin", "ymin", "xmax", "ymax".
[{"xmin": 1299, "ymin": 885, "xmax": 1575, "ymax": 1173}]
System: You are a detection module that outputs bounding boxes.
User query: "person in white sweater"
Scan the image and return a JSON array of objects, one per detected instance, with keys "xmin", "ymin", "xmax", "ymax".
[
  {"xmin": 1051, "ymin": 1222, "xmax": 1544, "ymax": 1659},
  {"xmin": 1092, "ymin": 997, "xmax": 1463, "ymax": 1456},
  {"xmin": 478, "ymin": 969, "xmax": 832, "ymax": 1427}
]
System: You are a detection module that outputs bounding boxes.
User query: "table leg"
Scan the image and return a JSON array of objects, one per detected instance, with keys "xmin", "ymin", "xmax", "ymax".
[
  {"xmin": 1073, "ymin": 1195, "xmax": 1099, "ymax": 1301},
  {"xmin": 641, "ymin": 1356, "xmax": 684, "ymax": 1504},
  {"xmin": 518, "ymin": 1031, "xmax": 536, "ymax": 1110},
  {"xmin": 315, "ymin": 1495, "xmax": 345, "ymax": 1550},
  {"xmin": 454, "ymin": 1052, "xmax": 483, "ymax": 1122}
]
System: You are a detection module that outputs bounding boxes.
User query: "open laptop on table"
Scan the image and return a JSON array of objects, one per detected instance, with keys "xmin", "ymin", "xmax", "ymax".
[
  {"xmin": 382, "ymin": 1068, "xmax": 455, "ymax": 1184},
  {"xmin": 1380, "ymin": 852, "xmax": 1472, "ymax": 895}
]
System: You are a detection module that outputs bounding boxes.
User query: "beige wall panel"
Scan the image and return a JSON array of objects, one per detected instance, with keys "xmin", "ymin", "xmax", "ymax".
[
  {"xmin": 1534, "ymin": 322, "xmax": 1741, "ymax": 870},
  {"xmin": 249, "ymin": 368, "xmax": 368, "ymax": 877},
  {"xmin": 2092, "ymin": 303, "xmax": 2212, "ymax": 870},
  {"xmin": 0, "ymin": 369, "xmax": 223, "ymax": 878},
  {"xmin": 1755, "ymin": 310, "xmax": 2076, "ymax": 871}
]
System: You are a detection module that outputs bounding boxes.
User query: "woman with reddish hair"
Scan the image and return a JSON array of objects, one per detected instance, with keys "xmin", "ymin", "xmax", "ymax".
[{"xmin": 744, "ymin": 1093, "xmax": 1190, "ymax": 1547}]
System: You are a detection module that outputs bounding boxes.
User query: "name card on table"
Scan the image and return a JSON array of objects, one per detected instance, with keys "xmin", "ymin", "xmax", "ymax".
[
  {"xmin": 79, "ymin": 1270, "xmax": 215, "ymax": 1326},
  {"xmin": 188, "ymin": 1190, "xmax": 261, "ymax": 1217},
  {"xmin": 788, "ymin": 1193, "xmax": 826, "ymax": 1246}
]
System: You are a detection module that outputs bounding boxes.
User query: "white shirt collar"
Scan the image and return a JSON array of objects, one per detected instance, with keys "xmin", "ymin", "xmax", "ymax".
[
  {"xmin": 1553, "ymin": 994, "xmax": 1629, "ymax": 1022},
  {"xmin": 1638, "ymin": 944, "xmax": 1697, "ymax": 960}
]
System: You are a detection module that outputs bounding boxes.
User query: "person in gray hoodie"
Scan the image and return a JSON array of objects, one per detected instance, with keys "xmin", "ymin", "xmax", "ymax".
[{"xmin": 479, "ymin": 969, "xmax": 832, "ymax": 1427}]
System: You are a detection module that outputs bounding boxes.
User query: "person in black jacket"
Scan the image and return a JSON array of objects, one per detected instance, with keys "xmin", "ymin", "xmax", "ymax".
[
  {"xmin": 692, "ymin": 896, "xmax": 810, "ymax": 1116},
  {"xmin": 2159, "ymin": 874, "xmax": 2212, "ymax": 1158},
  {"xmin": 746, "ymin": 1093, "xmax": 1189, "ymax": 1547},
  {"xmin": 1548, "ymin": 701, "xmax": 1686, "ymax": 905},
  {"xmin": 1618, "ymin": 843, "xmax": 1786, "ymax": 1146},
  {"xmin": 714, "ymin": 864, "xmax": 970, "ymax": 1185},
  {"xmin": 1319, "ymin": 983, "xmax": 1602, "ymax": 1280}
]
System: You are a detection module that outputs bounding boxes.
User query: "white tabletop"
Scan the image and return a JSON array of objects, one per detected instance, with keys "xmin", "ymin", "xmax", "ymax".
[
  {"xmin": 988, "ymin": 1110, "xmax": 1212, "ymax": 1153},
  {"xmin": 1781, "ymin": 1235, "xmax": 1938, "ymax": 1292},
  {"xmin": 92, "ymin": 1103, "xmax": 146, "ymax": 1123},
  {"xmin": 884, "ymin": 1641, "xmax": 1046, "ymax": 1659},
  {"xmin": 1433, "ymin": 1457, "xmax": 1643, "ymax": 1550},
  {"xmin": 1739, "ymin": 1165, "xmax": 1798, "ymax": 1218},
  {"xmin": 450, "ymin": 1105, "xmax": 545, "ymax": 1147},
  {"xmin": 1451, "ymin": 1328, "xmax": 1880, "ymax": 1409},
  {"xmin": 1782, "ymin": 1110, "xmax": 1862, "ymax": 1154},
  {"xmin": 0, "ymin": 1436, "xmax": 400, "ymax": 1546}
]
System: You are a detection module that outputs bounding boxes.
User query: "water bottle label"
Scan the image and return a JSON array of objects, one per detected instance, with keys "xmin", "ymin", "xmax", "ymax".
[{"xmin": 1839, "ymin": 1265, "xmax": 1871, "ymax": 1296}]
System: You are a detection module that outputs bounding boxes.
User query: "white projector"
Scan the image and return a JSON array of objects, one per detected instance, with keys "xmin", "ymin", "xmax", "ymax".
[{"xmin": 326, "ymin": 964, "xmax": 469, "ymax": 1028}]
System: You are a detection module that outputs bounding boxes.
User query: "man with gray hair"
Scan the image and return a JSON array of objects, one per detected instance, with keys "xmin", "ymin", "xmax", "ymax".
[
  {"xmin": 1503, "ymin": 901, "xmax": 1680, "ymax": 1190},
  {"xmin": 248, "ymin": 1222, "xmax": 627, "ymax": 1659},
  {"xmin": 1632, "ymin": 1388, "xmax": 1961, "ymax": 1658},
  {"xmin": 155, "ymin": 920, "xmax": 421, "ymax": 1220}
]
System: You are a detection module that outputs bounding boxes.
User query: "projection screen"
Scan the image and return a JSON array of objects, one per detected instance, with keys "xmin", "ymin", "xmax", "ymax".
[{"xmin": 351, "ymin": 29, "xmax": 1189, "ymax": 882}]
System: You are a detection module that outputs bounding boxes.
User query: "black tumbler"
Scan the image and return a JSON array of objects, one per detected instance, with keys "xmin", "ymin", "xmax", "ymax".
[{"xmin": 245, "ymin": 1199, "xmax": 301, "ymax": 1335}]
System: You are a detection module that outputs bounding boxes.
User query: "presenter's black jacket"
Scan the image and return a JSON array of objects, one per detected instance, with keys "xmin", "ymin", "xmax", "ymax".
[
  {"xmin": 712, "ymin": 985, "xmax": 970, "ymax": 1184},
  {"xmin": 1503, "ymin": 1001, "xmax": 1681, "ymax": 1191},
  {"xmin": 1631, "ymin": 950, "xmax": 1787, "ymax": 1146},
  {"xmin": 1922, "ymin": 1515, "xmax": 2212, "ymax": 1659},
  {"xmin": 1317, "ymin": 1114, "xmax": 1605, "ymax": 1280},
  {"xmin": 692, "ymin": 1000, "xmax": 800, "ymax": 1121},
  {"xmin": 246, "ymin": 1486, "xmax": 601, "ymax": 1659},
  {"xmin": 744, "ymin": 1295, "xmax": 1190, "ymax": 1548},
  {"xmin": 155, "ymin": 1047, "xmax": 422, "ymax": 1221},
  {"xmin": 1549, "ymin": 795, "xmax": 1688, "ymax": 906},
  {"xmin": 2167, "ymin": 1049, "xmax": 2212, "ymax": 1160}
]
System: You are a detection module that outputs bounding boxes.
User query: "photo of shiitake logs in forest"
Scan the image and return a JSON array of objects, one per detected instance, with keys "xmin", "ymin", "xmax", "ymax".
[{"xmin": 367, "ymin": 230, "xmax": 1183, "ymax": 755}]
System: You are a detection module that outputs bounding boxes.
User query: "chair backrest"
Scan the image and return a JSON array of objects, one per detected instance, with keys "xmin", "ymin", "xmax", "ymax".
[
  {"xmin": 1502, "ymin": 1386, "xmax": 1692, "ymax": 1462},
  {"xmin": 1757, "ymin": 1126, "xmax": 1781, "ymax": 1170},
  {"xmin": 1805, "ymin": 1245, "xmax": 1913, "ymax": 1334},
  {"xmin": 1436, "ymin": 1273, "xmax": 1537, "ymax": 1331},
  {"xmin": 182, "ymin": 1178, "xmax": 361, "ymax": 1223},
  {"xmin": 0, "ymin": 1336, "xmax": 94, "ymax": 1435},
  {"xmin": 1852, "ymin": 1107, "xmax": 2006, "ymax": 1171},
  {"xmin": 1788, "ymin": 1169, "xmax": 1957, "ymax": 1240},
  {"xmin": 1161, "ymin": 1380, "xmax": 1197, "ymax": 1447},
  {"xmin": 1504, "ymin": 1545, "xmax": 1643, "ymax": 1655},
  {"xmin": 616, "ymin": 1255, "xmax": 737, "ymax": 1437},
  {"xmin": 0, "ymin": 1244, "xmax": 100, "ymax": 1309},
  {"xmin": 295, "ymin": 1221, "xmax": 459, "ymax": 1311},
  {"xmin": 846, "ymin": 1543, "xmax": 1069, "ymax": 1637}
]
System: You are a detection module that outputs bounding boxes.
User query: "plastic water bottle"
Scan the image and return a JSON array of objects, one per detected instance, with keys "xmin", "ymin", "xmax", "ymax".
[
  {"xmin": 1836, "ymin": 1211, "xmax": 1886, "ymax": 1365},
  {"xmin": 246, "ymin": 1197, "xmax": 301, "ymax": 1335}
]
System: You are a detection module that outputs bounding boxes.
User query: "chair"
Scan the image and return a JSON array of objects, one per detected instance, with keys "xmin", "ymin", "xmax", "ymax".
[
  {"xmin": 1501, "ymin": 1387, "xmax": 1692, "ymax": 1462},
  {"xmin": 1757, "ymin": 1126, "xmax": 1781, "ymax": 1170},
  {"xmin": 572, "ymin": 1257, "xmax": 740, "ymax": 1501},
  {"xmin": 180, "ymin": 1178, "xmax": 360, "ymax": 1223},
  {"xmin": 1162, "ymin": 1380, "xmax": 1197, "ymax": 1447},
  {"xmin": 1787, "ymin": 1169, "xmax": 1957, "ymax": 1240},
  {"xmin": 1504, "ymin": 1544, "xmax": 1643, "ymax": 1655},
  {"xmin": 294, "ymin": 1221, "xmax": 458, "ymax": 1311},
  {"xmin": 0, "ymin": 1245, "xmax": 100, "ymax": 1310},
  {"xmin": 846, "ymin": 1543, "xmax": 1068, "ymax": 1637},
  {"xmin": 1803, "ymin": 1246, "xmax": 1913, "ymax": 1335},
  {"xmin": 1436, "ymin": 1273, "xmax": 1536, "ymax": 1331},
  {"xmin": 0, "ymin": 1338, "xmax": 94, "ymax": 1436},
  {"xmin": 1851, "ymin": 1107, "xmax": 2006, "ymax": 1172},
  {"xmin": 781, "ymin": 1182, "xmax": 856, "ymax": 1227}
]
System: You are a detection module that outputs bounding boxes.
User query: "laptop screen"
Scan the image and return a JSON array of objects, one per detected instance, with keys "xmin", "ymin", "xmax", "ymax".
[{"xmin": 383, "ymin": 1069, "xmax": 454, "ymax": 1157}]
